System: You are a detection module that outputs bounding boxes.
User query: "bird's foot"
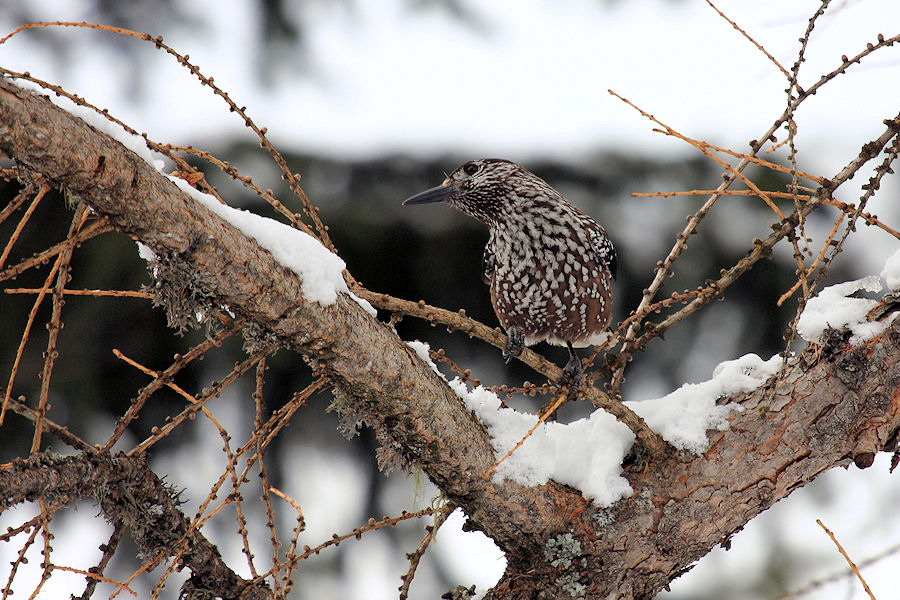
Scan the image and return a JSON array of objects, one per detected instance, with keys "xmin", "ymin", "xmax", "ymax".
[
  {"xmin": 502, "ymin": 326, "xmax": 525, "ymax": 363},
  {"xmin": 560, "ymin": 345, "xmax": 583, "ymax": 398}
]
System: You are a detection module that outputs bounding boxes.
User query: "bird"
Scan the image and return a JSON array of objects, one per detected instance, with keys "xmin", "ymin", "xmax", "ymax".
[{"xmin": 403, "ymin": 158, "xmax": 616, "ymax": 397}]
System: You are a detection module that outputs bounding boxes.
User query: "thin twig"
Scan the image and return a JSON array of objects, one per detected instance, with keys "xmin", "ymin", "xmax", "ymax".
[
  {"xmin": 32, "ymin": 203, "xmax": 90, "ymax": 454},
  {"xmin": 3, "ymin": 396, "xmax": 96, "ymax": 453},
  {"xmin": 101, "ymin": 319, "xmax": 244, "ymax": 453},
  {"xmin": 128, "ymin": 350, "xmax": 269, "ymax": 456},
  {"xmin": 399, "ymin": 502, "xmax": 455, "ymax": 600},
  {"xmin": 4, "ymin": 288, "xmax": 153, "ymax": 298},
  {"xmin": 816, "ymin": 519, "xmax": 877, "ymax": 600},
  {"xmin": 484, "ymin": 391, "xmax": 569, "ymax": 479},
  {"xmin": 73, "ymin": 522, "xmax": 126, "ymax": 600},
  {"xmin": 0, "ymin": 183, "xmax": 47, "ymax": 270},
  {"xmin": 705, "ymin": 0, "xmax": 792, "ymax": 81},
  {"xmin": 0, "ymin": 217, "xmax": 112, "ymax": 284},
  {"xmin": 269, "ymin": 487, "xmax": 305, "ymax": 595},
  {"xmin": 1, "ymin": 254, "xmax": 63, "ymax": 427}
]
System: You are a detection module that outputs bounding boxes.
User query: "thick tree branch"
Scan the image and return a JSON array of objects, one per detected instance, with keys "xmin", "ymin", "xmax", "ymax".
[
  {"xmin": 0, "ymin": 452, "xmax": 272, "ymax": 600},
  {"xmin": 0, "ymin": 77, "xmax": 560, "ymax": 556},
  {"xmin": 2, "ymin": 78, "xmax": 899, "ymax": 599},
  {"xmin": 489, "ymin": 321, "xmax": 900, "ymax": 599}
]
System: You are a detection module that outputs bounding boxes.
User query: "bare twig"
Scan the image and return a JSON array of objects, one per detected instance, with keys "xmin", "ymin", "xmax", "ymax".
[
  {"xmin": 816, "ymin": 519, "xmax": 877, "ymax": 600},
  {"xmin": 484, "ymin": 391, "xmax": 569, "ymax": 479},
  {"xmin": 32, "ymin": 203, "xmax": 90, "ymax": 454},
  {"xmin": 101, "ymin": 319, "xmax": 244, "ymax": 452},
  {"xmin": 705, "ymin": 0, "xmax": 792, "ymax": 81},
  {"xmin": 73, "ymin": 522, "xmax": 126, "ymax": 600},
  {"xmin": 399, "ymin": 502, "xmax": 454, "ymax": 600},
  {"xmin": 0, "ymin": 183, "xmax": 46, "ymax": 269}
]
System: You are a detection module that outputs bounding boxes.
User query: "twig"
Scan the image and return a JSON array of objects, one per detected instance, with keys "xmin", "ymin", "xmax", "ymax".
[
  {"xmin": 1, "ymin": 253, "xmax": 62, "ymax": 427},
  {"xmin": 816, "ymin": 519, "xmax": 877, "ymax": 600},
  {"xmin": 483, "ymin": 391, "xmax": 569, "ymax": 479},
  {"xmin": 284, "ymin": 508, "xmax": 435, "ymax": 566},
  {"xmin": 111, "ymin": 349, "xmax": 229, "ymax": 436},
  {"xmin": 0, "ymin": 183, "xmax": 32, "ymax": 227},
  {"xmin": 705, "ymin": 0, "xmax": 792, "ymax": 81},
  {"xmin": 269, "ymin": 487, "xmax": 305, "ymax": 595},
  {"xmin": 73, "ymin": 522, "xmax": 126, "ymax": 600},
  {"xmin": 428, "ymin": 347, "xmax": 481, "ymax": 387},
  {"xmin": 4, "ymin": 288, "xmax": 153, "ymax": 298},
  {"xmin": 768, "ymin": 540, "xmax": 900, "ymax": 600},
  {"xmin": 0, "ymin": 183, "xmax": 46, "ymax": 270},
  {"xmin": 2, "ymin": 508, "xmax": 44, "ymax": 598},
  {"xmin": 101, "ymin": 319, "xmax": 244, "ymax": 452},
  {"xmin": 399, "ymin": 502, "xmax": 454, "ymax": 600},
  {"xmin": 253, "ymin": 358, "xmax": 278, "ymax": 594},
  {"xmin": 128, "ymin": 349, "xmax": 269, "ymax": 456},
  {"xmin": 782, "ymin": 0, "xmax": 833, "ymax": 320},
  {"xmin": 0, "ymin": 217, "xmax": 113, "ymax": 284},
  {"xmin": 777, "ymin": 211, "xmax": 844, "ymax": 306},
  {"xmin": 32, "ymin": 203, "xmax": 90, "ymax": 454},
  {"xmin": 53, "ymin": 564, "xmax": 136, "ymax": 597},
  {"xmin": 2, "ymin": 396, "xmax": 95, "ymax": 453}
]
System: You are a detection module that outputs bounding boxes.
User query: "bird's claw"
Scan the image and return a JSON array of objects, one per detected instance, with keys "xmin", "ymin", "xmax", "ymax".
[
  {"xmin": 503, "ymin": 326, "xmax": 525, "ymax": 363},
  {"xmin": 560, "ymin": 351, "xmax": 583, "ymax": 398}
]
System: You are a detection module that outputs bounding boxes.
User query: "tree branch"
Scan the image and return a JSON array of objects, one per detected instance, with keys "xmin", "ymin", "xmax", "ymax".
[
  {"xmin": 0, "ymin": 452, "xmax": 272, "ymax": 600},
  {"xmin": 0, "ymin": 77, "xmax": 559, "ymax": 556}
]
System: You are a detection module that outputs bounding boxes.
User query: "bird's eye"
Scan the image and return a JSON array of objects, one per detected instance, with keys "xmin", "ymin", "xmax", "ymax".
[{"xmin": 463, "ymin": 162, "xmax": 479, "ymax": 176}]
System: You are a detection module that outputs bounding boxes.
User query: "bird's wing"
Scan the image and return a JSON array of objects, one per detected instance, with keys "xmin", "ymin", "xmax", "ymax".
[
  {"xmin": 482, "ymin": 240, "xmax": 496, "ymax": 285},
  {"xmin": 589, "ymin": 226, "xmax": 617, "ymax": 280}
]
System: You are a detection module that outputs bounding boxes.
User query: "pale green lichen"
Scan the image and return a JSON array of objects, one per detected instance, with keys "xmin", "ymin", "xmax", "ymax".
[
  {"xmin": 557, "ymin": 571, "xmax": 586, "ymax": 598},
  {"xmin": 544, "ymin": 533, "xmax": 582, "ymax": 569},
  {"xmin": 592, "ymin": 508, "xmax": 615, "ymax": 529}
]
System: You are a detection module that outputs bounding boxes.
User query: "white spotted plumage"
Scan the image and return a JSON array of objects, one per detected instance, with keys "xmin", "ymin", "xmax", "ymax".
[{"xmin": 438, "ymin": 159, "xmax": 616, "ymax": 349}]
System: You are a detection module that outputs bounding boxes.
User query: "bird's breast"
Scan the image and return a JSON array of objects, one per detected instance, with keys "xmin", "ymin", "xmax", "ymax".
[{"xmin": 487, "ymin": 225, "xmax": 612, "ymax": 347}]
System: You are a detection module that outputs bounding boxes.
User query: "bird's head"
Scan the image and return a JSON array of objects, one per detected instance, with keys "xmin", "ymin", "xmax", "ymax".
[{"xmin": 403, "ymin": 158, "xmax": 533, "ymax": 226}]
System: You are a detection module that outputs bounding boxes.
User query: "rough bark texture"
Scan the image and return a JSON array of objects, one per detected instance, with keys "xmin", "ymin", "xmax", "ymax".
[
  {"xmin": 2, "ymin": 79, "xmax": 899, "ymax": 599},
  {"xmin": 0, "ymin": 453, "xmax": 272, "ymax": 600}
]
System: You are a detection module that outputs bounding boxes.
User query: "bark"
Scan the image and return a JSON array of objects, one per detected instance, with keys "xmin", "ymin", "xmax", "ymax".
[
  {"xmin": 0, "ymin": 453, "xmax": 272, "ymax": 600},
  {"xmin": 1, "ymin": 78, "xmax": 899, "ymax": 599}
]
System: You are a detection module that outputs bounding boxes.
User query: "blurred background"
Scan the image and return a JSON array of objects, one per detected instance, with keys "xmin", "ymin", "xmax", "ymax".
[{"xmin": 1, "ymin": 1, "xmax": 899, "ymax": 598}]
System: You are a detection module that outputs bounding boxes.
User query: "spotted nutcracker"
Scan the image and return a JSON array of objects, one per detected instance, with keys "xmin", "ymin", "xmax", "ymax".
[{"xmin": 403, "ymin": 158, "xmax": 616, "ymax": 396}]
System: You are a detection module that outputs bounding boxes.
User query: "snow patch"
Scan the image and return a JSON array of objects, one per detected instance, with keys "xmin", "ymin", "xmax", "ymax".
[
  {"xmin": 136, "ymin": 241, "xmax": 159, "ymax": 277},
  {"xmin": 881, "ymin": 248, "xmax": 900, "ymax": 291},
  {"xmin": 136, "ymin": 241, "xmax": 157, "ymax": 262},
  {"xmin": 448, "ymin": 351, "xmax": 778, "ymax": 506},
  {"xmin": 796, "ymin": 275, "xmax": 885, "ymax": 345},
  {"xmin": 406, "ymin": 340, "xmax": 443, "ymax": 378},
  {"xmin": 449, "ymin": 377, "xmax": 635, "ymax": 506},
  {"xmin": 168, "ymin": 176, "xmax": 376, "ymax": 316},
  {"xmin": 30, "ymin": 81, "xmax": 168, "ymax": 171},
  {"xmin": 625, "ymin": 353, "xmax": 779, "ymax": 454}
]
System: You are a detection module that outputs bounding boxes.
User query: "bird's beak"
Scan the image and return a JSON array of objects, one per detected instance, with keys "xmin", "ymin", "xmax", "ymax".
[{"xmin": 402, "ymin": 179, "xmax": 458, "ymax": 205}]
